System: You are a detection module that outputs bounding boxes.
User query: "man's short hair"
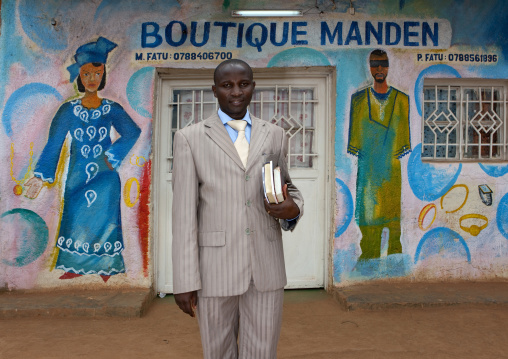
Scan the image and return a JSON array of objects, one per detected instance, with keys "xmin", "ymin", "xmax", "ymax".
[
  {"xmin": 370, "ymin": 49, "xmax": 388, "ymax": 58},
  {"xmin": 214, "ymin": 59, "xmax": 253, "ymax": 84}
]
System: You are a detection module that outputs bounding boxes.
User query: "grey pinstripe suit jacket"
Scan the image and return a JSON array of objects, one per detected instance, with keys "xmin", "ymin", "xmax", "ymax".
[{"xmin": 172, "ymin": 113, "xmax": 304, "ymax": 297}]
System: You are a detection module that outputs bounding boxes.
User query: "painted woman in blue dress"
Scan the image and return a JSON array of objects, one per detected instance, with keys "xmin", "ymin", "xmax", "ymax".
[{"xmin": 25, "ymin": 37, "xmax": 141, "ymax": 282}]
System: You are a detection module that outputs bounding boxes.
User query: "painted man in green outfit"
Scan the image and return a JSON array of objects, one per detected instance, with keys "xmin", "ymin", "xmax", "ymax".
[{"xmin": 347, "ymin": 49, "xmax": 411, "ymax": 261}]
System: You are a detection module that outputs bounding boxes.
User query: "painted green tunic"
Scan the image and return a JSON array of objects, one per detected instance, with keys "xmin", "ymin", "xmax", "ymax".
[{"xmin": 347, "ymin": 87, "xmax": 410, "ymax": 259}]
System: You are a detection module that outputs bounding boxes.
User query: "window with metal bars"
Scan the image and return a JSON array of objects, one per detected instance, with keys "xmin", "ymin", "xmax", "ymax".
[
  {"xmin": 168, "ymin": 85, "xmax": 317, "ymax": 170},
  {"xmin": 422, "ymin": 79, "xmax": 508, "ymax": 161}
]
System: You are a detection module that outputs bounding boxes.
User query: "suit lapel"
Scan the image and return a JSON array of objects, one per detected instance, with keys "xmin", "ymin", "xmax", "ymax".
[
  {"xmin": 246, "ymin": 116, "xmax": 268, "ymax": 171},
  {"xmin": 204, "ymin": 114, "xmax": 245, "ymax": 169}
]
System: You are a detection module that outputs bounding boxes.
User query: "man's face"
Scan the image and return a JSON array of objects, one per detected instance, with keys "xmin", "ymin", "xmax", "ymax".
[
  {"xmin": 369, "ymin": 54, "xmax": 389, "ymax": 84},
  {"xmin": 212, "ymin": 63, "xmax": 255, "ymax": 120}
]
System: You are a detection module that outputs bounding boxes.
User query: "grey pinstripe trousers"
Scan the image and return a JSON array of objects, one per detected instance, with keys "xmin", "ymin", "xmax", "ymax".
[{"xmin": 196, "ymin": 281, "xmax": 284, "ymax": 359}]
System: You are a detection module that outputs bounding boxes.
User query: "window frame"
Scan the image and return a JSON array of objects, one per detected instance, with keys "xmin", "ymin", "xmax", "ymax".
[{"xmin": 421, "ymin": 78, "xmax": 508, "ymax": 163}]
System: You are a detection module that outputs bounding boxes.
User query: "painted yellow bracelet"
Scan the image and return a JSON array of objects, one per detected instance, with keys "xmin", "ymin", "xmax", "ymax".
[
  {"xmin": 440, "ymin": 184, "xmax": 469, "ymax": 213},
  {"xmin": 418, "ymin": 203, "xmax": 437, "ymax": 231},
  {"xmin": 123, "ymin": 177, "xmax": 140, "ymax": 207}
]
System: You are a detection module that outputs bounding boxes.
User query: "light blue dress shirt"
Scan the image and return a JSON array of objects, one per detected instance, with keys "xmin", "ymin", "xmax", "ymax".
[{"xmin": 218, "ymin": 108, "xmax": 252, "ymax": 143}]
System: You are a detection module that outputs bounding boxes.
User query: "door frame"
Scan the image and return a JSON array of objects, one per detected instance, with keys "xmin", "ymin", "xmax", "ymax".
[{"xmin": 152, "ymin": 66, "xmax": 337, "ymax": 293}]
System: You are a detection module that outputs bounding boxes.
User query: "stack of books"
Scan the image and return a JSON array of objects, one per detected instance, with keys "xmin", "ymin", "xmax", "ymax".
[{"xmin": 262, "ymin": 161, "xmax": 285, "ymax": 204}]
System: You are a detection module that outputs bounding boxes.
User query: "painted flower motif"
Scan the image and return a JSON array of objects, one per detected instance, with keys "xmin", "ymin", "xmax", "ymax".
[
  {"xmin": 98, "ymin": 127, "xmax": 108, "ymax": 142},
  {"xmin": 87, "ymin": 126, "xmax": 97, "ymax": 140},
  {"xmin": 114, "ymin": 241, "xmax": 122, "ymax": 251},
  {"xmin": 74, "ymin": 241, "xmax": 82, "ymax": 250},
  {"xmin": 66, "ymin": 238, "xmax": 72, "ymax": 247},
  {"xmin": 103, "ymin": 104, "xmax": 111, "ymax": 115},
  {"xmin": 93, "ymin": 144, "xmax": 103, "ymax": 158},
  {"xmin": 79, "ymin": 110, "xmax": 89, "ymax": 123},
  {"xmin": 82, "ymin": 243, "xmax": 90, "ymax": 253},
  {"xmin": 74, "ymin": 128, "xmax": 84, "ymax": 142},
  {"xmin": 81, "ymin": 145, "xmax": 90, "ymax": 158},
  {"xmin": 73, "ymin": 105, "xmax": 83, "ymax": 117},
  {"xmin": 91, "ymin": 110, "xmax": 101, "ymax": 120},
  {"xmin": 104, "ymin": 242, "xmax": 112, "ymax": 252},
  {"xmin": 58, "ymin": 236, "xmax": 65, "ymax": 246},
  {"xmin": 94, "ymin": 243, "xmax": 101, "ymax": 252}
]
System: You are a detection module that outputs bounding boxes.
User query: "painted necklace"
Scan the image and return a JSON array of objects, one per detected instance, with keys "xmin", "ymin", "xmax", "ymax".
[
  {"xmin": 368, "ymin": 87, "xmax": 397, "ymax": 128},
  {"xmin": 10, "ymin": 142, "xmax": 34, "ymax": 195},
  {"xmin": 369, "ymin": 88, "xmax": 388, "ymax": 124}
]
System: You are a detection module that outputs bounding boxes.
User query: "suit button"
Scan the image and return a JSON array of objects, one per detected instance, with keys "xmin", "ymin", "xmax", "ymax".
[
  {"xmin": 246, "ymin": 200, "xmax": 251, "ymax": 207},
  {"xmin": 245, "ymin": 228, "xmax": 251, "ymax": 235},
  {"xmin": 245, "ymin": 175, "xmax": 250, "ymax": 181}
]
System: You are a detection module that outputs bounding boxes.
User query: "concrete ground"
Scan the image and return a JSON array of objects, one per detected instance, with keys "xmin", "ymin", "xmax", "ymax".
[{"xmin": 2, "ymin": 282, "xmax": 508, "ymax": 358}]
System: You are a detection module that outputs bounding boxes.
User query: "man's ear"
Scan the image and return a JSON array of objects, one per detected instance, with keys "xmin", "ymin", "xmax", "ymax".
[
  {"xmin": 252, "ymin": 81, "xmax": 256, "ymax": 91},
  {"xmin": 212, "ymin": 85, "xmax": 217, "ymax": 98}
]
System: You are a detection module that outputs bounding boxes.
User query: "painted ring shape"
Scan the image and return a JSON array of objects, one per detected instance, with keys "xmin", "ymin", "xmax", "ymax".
[
  {"xmin": 418, "ymin": 203, "xmax": 437, "ymax": 231},
  {"xmin": 440, "ymin": 184, "xmax": 469, "ymax": 213},
  {"xmin": 136, "ymin": 156, "xmax": 147, "ymax": 167},
  {"xmin": 459, "ymin": 213, "xmax": 488, "ymax": 236},
  {"xmin": 123, "ymin": 177, "xmax": 140, "ymax": 207},
  {"xmin": 129, "ymin": 154, "xmax": 147, "ymax": 167}
]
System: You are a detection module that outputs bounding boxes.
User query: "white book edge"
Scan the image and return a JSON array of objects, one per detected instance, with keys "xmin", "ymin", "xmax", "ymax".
[
  {"xmin": 269, "ymin": 161, "xmax": 278, "ymax": 204},
  {"xmin": 262, "ymin": 165, "xmax": 269, "ymax": 202},
  {"xmin": 274, "ymin": 167, "xmax": 284, "ymax": 203}
]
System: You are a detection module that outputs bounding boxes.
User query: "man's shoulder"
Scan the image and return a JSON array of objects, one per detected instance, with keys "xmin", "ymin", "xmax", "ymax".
[
  {"xmin": 352, "ymin": 87, "xmax": 369, "ymax": 96},
  {"xmin": 177, "ymin": 113, "xmax": 219, "ymax": 136},
  {"xmin": 351, "ymin": 87, "xmax": 369, "ymax": 100},
  {"xmin": 391, "ymin": 87, "xmax": 409, "ymax": 100}
]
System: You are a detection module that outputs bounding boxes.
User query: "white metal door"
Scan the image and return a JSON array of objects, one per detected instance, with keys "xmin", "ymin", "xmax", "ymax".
[{"xmin": 154, "ymin": 68, "xmax": 333, "ymax": 294}]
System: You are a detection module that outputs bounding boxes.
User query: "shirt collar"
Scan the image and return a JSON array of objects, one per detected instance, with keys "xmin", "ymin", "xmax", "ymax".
[{"xmin": 218, "ymin": 108, "xmax": 252, "ymax": 126}]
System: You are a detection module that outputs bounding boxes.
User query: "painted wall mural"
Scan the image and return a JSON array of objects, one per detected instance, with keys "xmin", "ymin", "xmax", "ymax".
[
  {"xmin": 1, "ymin": 0, "xmax": 508, "ymax": 291},
  {"xmin": 24, "ymin": 37, "xmax": 141, "ymax": 283},
  {"xmin": 347, "ymin": 49, "xmax": 411, "ymax": 264}
]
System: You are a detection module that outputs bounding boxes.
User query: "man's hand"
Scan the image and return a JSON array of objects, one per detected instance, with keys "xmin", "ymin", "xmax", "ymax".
[
  {"xmin": 174, "ymin": 290, "xmax": 198, "ymax": 317},
  {"xmin": 264, "ymin": 184, "xmax": 300, "ymax": 220}
]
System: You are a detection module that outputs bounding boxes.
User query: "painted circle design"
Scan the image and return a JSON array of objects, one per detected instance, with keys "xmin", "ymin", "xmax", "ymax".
[
  {"xmin": 408, "ymin": 144, "xmax": 462, "ymax": 201},
  {"xmin": 414, "ymin": 65, "xmax": 461, "ymax": 116},
  {"xmin": 1, "ymin": 208, "xmax": 49, "ymax": 267},
  {"xmin": 126, "ymin": 67, "xmax": 155, "ymax": 118},
  {"xmin": 496, "ymin": 192, "xmax": 508, "ymax": 240},
  {"xmin": 334, "ymin": 178, "xmax": 354, "ymax": 238},
  {"xmin": 2, "ymin": 83, "xmax": 63, "ymax": 137},
  {"xmin": 268, "ymin": 48, "xmax": 331, "ymax": 67},
  {"xmin": 414, "ymin": 227, "xmax": 471, "ymax": 264},
  {"xmin": 479, "ymin": 163, "xmax": 508, "ymax": 178}
]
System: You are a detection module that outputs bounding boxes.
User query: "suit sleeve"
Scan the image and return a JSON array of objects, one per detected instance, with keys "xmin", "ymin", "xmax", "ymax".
[
  {"xmin": 278, "ymin": 129, "xmax": 304, "ymax": 231},
  {"xmin": 172, "ymin": 130, "xmax": 201, "ymax": 294}
]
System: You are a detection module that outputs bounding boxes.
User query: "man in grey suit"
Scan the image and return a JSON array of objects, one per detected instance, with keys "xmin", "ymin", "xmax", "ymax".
[{"xmin": 172, "ymin": 59, "xmax": 304, "ymax": 359}]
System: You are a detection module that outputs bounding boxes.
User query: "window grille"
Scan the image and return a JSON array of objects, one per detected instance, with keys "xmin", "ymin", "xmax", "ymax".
[
  {"xmin": 422, "ymin": 80, "xmax": 508, "ymax": 161},
  {"xmin": 167, "ymin": 86, "xmax": 318, "ymax": 170}
]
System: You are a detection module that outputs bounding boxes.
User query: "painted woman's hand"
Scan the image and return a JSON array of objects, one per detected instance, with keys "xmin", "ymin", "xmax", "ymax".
[
  {"xmin": 104, "ymin": 155, "xmax": 114, "ymax": 171},
  {"xmin": 25, "ymin": 177, "xmax": 43, "ymax": 199}
]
